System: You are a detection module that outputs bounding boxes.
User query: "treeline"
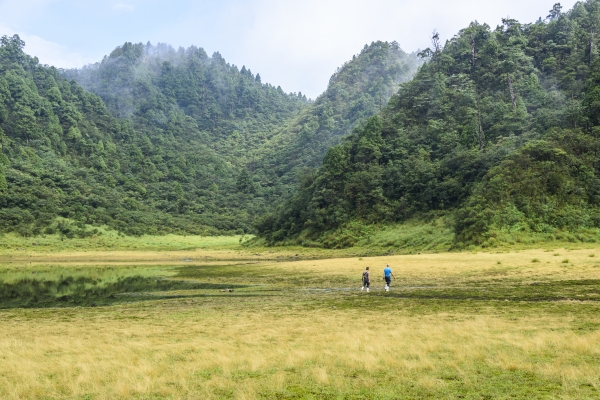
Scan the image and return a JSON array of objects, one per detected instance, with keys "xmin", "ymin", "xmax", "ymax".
[{"xmin": 257, "ymin": 1, "xmax": 600, "ymax": 248}]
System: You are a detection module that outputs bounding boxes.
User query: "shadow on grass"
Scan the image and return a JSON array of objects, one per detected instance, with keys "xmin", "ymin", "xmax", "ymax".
[{"xmin": 377, "ymin": 279, "xmax": 600, "ymax": 302}]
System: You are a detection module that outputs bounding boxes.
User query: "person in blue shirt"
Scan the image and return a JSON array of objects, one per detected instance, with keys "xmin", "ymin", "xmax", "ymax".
[{"xmin": 383, "ymin": 264, "xmax": 395, "ymax": 292}]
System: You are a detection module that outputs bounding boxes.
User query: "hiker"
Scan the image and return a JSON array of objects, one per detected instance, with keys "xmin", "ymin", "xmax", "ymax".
[
  {"xmin": 383, "ymin": 264, "xmax": 395, "ymax": 292},
  {"xmin": 361, "ymin": 267, "xmax": 371, "ymax": 292}
]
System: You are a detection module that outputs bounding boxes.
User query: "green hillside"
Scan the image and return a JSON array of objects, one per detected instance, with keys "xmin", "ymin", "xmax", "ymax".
[
  {"xmin": 255, "ymin": 41, "xmax": 421, "ymax": 190},
  {"xmin": 63, "ymin": 42, "xmax": 308, "ymax": 157},
  {"xmin": 257, "ymin": 1, "xmax": 600, "ymax": 248},
  {"xmin": 0, "ymin": 36, "xmax": 239, "ymax": 236},
  {"xmin": 0, "ymin": 36, "xmax": 418, "ymax": 237},
  {"xmin": 66, "ymin": 40, "xmax": 420, "ymax": 203}
]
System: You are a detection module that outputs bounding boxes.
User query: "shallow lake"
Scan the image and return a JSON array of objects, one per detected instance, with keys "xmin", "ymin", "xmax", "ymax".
[{"xmin": 0, "ymin": 266, "xmax": 249, "ymax": 308}]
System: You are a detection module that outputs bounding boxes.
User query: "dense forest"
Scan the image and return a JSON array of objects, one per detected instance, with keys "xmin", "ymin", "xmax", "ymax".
[
  {"xmin": 6, "ymin": 1, "xmax": 599, "ymax": 247},
  {"xmin": 255, "ymin": 42, "xmax": 421, "ymax": 189},
  {"xmin": 258, "ymin": 1, "xmax": 600, "ymax": 248},
  {"xmin": 65, "ymin": 40, "xmax": 420, "ymax": 201},
  {"xmin": 0, "ymin": 36, "xmax": 418, "ymax": 237}
]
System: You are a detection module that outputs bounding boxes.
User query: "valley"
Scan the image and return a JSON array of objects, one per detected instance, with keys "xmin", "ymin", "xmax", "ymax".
[{"xmin": 3, "ymin": 2, "xmax": 600, "ymax": 398}]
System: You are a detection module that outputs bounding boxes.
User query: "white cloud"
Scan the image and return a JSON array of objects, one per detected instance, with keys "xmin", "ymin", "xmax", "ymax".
[
  {"xmin": 113, "ymin": 3, "xmax": 135, "ymax": 12},
  {"xmin": 229, "ymin": 0, "xmax": 579, "ymax": 98},
  {"xmin": 0, "ymin": 25, "xmax": 96, "ymax": 68}
]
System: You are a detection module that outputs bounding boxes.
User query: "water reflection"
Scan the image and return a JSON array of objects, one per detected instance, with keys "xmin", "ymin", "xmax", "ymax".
[{"xmin": 0, "ymin": 269, "xmax": 248, "ymax": 309}]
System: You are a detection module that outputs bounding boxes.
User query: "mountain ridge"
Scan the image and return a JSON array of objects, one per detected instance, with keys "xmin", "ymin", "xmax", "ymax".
[{"xmin": 0, "ymin": 36, "xmax": 418, "ymax": 236}]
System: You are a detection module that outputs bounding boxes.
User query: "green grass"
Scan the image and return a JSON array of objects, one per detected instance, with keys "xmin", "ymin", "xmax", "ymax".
[
  {"xmin": 483, "ymin": 227, "xmax": 600, "ymax": 249},
  {"xmin": 0, "ymin": 231, "xmax": 246, "ymax": 253},
  {"xmin": 356, "ymin": 217, "xmax": 454, "ymax": 252},
  {"xmin": 6, "ymin": 215, "xmax": 600, "ymax": 259},
  {"xmin": 255, "ymin": 215, "xmax": 600, "ymax": 255}
]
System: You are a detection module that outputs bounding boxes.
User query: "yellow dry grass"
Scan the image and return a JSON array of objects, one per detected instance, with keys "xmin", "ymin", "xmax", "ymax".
[
  {"xmin": 1, "ymin": 304, "xmax": 599, "ymax": 399},
  {"xmin": 0, "ymin": 247, "xmax": 335, "ymax": 265},
  {"xmin": 1, "ymin": 249, "xmax": 267, "ymax": 263},
  {"xmin": 2, "ymin": 304, "xmax": 600, "ymax": 399},
  {"xmin": 1, "ymin": 247, "xmax": 600, "ymax": 398},
  {"xmin": 262, "ymin": 247, "xmax": 600, "ymax": 283}
]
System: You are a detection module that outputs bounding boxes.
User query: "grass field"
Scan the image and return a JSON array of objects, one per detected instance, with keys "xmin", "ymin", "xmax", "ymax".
[
  {"xmin": 4, "ymin": 218, "xmax": 600, "ymax": 256},
  {"xmin": 1, "ymin": 243, "xmax": 600, "ymax": 399}
]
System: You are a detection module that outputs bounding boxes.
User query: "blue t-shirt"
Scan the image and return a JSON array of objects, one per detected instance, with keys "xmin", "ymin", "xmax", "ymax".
[{"xmin": 384, "ymin": 267, "xmax": 392, "ymax": 277}]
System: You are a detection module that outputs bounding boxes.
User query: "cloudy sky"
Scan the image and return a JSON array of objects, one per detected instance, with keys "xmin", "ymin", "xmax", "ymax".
[{"xmin": 0, "ymin": 0, "xmax": 578, "ymax": 98}]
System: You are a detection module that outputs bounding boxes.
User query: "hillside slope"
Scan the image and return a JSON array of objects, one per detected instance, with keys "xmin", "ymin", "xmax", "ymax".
[
  {"xmin": 0, "ymin": 37, "xmax": 418, "ymax": 236},
  {"xmin": 63, "ymin": 42, "xmax": 308, "ymax": 158},
  {"xmin": 66, "ymin": 41, "xmax": 420, "ymax": 202},
  {"xmin": 257, "ymin": 1, "xmax": 600, "ymax": 248},
  {"xmin": 0, "ymin": 35, "xmax": 244, "ymax": 236},
  {"xmin": 254, "ymin": 41, "xmax": 421, "ymax": 192}
]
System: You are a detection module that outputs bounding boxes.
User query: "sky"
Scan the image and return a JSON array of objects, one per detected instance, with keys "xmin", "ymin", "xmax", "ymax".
[{"xmin": 0, "ymin": 0, "xmax": 579, "ymax": 99}]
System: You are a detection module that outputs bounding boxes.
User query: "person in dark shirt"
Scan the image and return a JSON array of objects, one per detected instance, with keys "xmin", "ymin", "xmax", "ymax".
[{"xmin": 361, "ymin": 267, "xmax": 371, "ymax": 292}]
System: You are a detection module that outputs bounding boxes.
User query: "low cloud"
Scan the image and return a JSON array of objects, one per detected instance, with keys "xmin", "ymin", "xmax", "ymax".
[
  {"xmin": 113, "ymin": 3, "xmax": 135, "ymax": 12},
  {"xmin": 0, "ymin": 25, "xmax": 95, "ymax": 68}
]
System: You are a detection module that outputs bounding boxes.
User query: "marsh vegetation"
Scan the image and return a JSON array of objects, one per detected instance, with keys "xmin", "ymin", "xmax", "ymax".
[{"xmin": 1, "ymin": 244, "xmax": 600, "ymax": 399}]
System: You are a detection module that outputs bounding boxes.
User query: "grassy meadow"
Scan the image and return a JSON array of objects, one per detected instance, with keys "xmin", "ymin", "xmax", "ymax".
[{"xmin": 1, "ymin": 240, "xmax": 600, "ymax": 399}]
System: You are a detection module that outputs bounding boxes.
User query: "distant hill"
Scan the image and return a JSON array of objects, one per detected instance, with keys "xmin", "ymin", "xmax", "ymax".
[
  {"xmin": 65, "ymin": 40, "xmax": 420, "ymax": 203},
  {"xmin": 63, "ymin": 42, "xmax": 308, "ymax": 155},
  {"xmin": 257, "ymin": 1, "xmax": 600, "ymax": 248},
  {"xmin": 0, "ymin": 36, "xmax": 418, "ymax": 236},
  {"xmin": 254, "ymin": 41, "xmax": 421, "ymax": 193}
]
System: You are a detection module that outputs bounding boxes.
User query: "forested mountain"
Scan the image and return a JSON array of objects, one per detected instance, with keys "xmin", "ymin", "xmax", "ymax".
[
  {"xmin": 0, "ymin": 35, "xmax": 418, "ymax": 237},
  {"xmin": 255, "ymin": 42, "xmax": 421, "ymax": 190},
  {"xmin": 65, "ymin": 40, "xmax": 420, "ymax": 203},
  {"xmin": 0, "ymin": 35, "xmax": 238, "ymax": 236},
  {"xmin": 63, "ymin": 42, "xmax": 308, "ymax": 156},
  {"xmin": 258, "ymin": 1, "xmax": 600, "ymax": 248}
]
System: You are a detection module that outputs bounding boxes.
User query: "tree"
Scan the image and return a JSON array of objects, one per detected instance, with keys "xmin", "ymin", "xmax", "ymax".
[
  {"xmin": 236, "ymin": 168, "xmax": 253, "ymax": 193},
  {"xmin": 0, "ymin": 34, "xmax": 26, "ymax": 65},
  {"xmin": 13, "ymin": 103, "xmax": 42, "ymax": 141},
  {"xmin": 0, "ymin": 167, "xmax": 7, "ymax": 193},
  {"xmin": 547, "ymin": 3, "xmax": 563, "ymax": 21}
]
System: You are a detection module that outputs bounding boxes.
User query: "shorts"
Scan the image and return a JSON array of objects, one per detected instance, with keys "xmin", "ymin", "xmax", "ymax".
[
  {"xmin": 384, "ymin": 276, "xmax": 391, "ymax": 286},
  {"xmin": 363, "ymin": 279, "xmax": 370, "ymax": 288}
]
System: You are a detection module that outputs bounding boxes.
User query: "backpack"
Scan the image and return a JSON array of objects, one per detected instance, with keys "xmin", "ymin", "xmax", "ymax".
[{"xmin": 362, "ymin": 271, "xmax": 369, "ymax": 280}]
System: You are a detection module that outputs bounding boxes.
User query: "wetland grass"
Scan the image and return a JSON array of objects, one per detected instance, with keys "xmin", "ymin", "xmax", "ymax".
[{"xmin": 1, "ymin": 247, "xmax": 600, "ymax": 398}]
